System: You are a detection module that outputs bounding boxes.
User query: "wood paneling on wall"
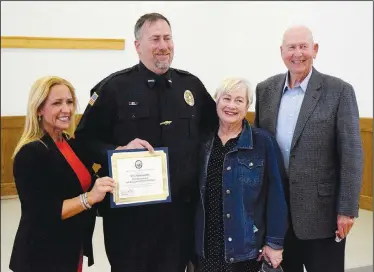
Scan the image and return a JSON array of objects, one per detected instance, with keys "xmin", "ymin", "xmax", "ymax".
[
  {"xmin": 1, "ymin": 113, "xmax": 372, "ymax": 211},
  {"xmin": 358, "ymin": 118, "xmax": 373, "ymax": 211},
  {"xmin": 1, "ymin": 116, "xmax": 24, "ymax": 196}
]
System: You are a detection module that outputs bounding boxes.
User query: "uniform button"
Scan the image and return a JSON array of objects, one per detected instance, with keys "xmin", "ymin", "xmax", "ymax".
[
  {"xmin": 228, "ymin": 237, "xmax": 232, "ymax": 242},
  {"xmin": 227, "ymin": 166, "xmax": 231, "ymax": 170},
  {"xmin": 249, "ymin": 162, "xmax": 253, "ymax": 167},
  {"xmin": 226, "ymin": 213, "xmax": 231, "ymax": 218},
  {"xmin": 191, "ymin": 114, "xmax": 195, "ymax": 118},
  {"xmin": 230, "ymin": 258, "xmax": 234, "ymax": 262},
  {"xmin": 131, "ymin": 114, "xmax": 135, "ymax": 119},
  {"xmin": 226, "ymin": 190, "xmax": 231, "ymax": 194}
]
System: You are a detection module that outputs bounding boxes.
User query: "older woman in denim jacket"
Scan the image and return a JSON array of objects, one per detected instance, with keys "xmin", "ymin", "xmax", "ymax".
[{"xmin": 194, "ymin": 78, "xmax": 288, "ymax": 272}]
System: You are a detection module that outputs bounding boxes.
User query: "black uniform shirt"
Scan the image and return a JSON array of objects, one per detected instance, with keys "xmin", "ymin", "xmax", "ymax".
[{"xmin": 75, "ymin": 61, "xmax": 218, "ymax": 199}]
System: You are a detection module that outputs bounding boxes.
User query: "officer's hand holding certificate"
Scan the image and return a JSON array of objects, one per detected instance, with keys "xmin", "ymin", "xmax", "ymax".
[{"xmin": 108, "ymin": 142, "xmax": 171, "ymax": 208}]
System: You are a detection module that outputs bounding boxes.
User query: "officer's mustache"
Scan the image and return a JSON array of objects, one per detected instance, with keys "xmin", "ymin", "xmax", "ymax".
[{"xmin": 153, "ymin": 49, "xmax": 171, "ymax": 56}]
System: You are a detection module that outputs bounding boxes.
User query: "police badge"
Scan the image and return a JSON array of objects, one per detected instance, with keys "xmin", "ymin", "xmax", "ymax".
[{"xmin": 184, "ymin": 90, "xmax": 194, "ymax": 106}]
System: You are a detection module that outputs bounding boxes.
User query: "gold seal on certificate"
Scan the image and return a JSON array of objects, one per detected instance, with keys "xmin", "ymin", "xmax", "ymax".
[{"xmin": 108, "ymin": 148, "xmax": 171, "ymax": 207}]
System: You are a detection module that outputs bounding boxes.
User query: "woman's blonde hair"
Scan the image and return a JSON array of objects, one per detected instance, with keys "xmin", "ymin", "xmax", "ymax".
[{"xmin": 12, "ymin": 76, "xmax": 78, "ymax": 159}]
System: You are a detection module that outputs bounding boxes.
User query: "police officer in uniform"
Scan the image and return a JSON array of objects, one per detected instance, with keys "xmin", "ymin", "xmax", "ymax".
[{"xmin": 74, "ymin": 13, "xmax": 218, "ymax": 272}]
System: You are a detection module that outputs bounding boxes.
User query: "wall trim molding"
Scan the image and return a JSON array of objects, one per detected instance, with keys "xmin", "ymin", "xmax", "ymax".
[{"xmin": 1, "ymin": 36, "xmax": 125, "ymax": 50}]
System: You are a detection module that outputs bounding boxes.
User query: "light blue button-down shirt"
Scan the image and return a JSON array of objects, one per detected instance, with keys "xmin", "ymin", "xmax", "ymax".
[{"xmin": 275, "ymin": 69, "xmax": 313, "ymax": 171}]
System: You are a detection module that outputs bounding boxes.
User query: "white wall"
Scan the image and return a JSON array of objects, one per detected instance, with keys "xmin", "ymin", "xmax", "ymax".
[{"xmin": 1, "ymin": 1, "xmax": 373, "ymax": 117}]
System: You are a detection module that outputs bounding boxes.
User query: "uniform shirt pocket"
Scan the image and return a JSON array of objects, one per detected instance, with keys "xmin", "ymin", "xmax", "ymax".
[
  {"xmin": 179, "ymin": 108, "xmax": 197, "ymax": 138},
  {"xmin": 126, "ymin": 106, "xmax": 150, "ymax": 120},
  {"xmin": 116, "ymin": 106, "xmax": 152, "ymax": 143}
]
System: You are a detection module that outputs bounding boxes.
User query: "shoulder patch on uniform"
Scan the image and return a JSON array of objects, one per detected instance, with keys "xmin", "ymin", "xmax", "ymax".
[
  {"xmin": 173, "ymin": 68, "xmax": 192, "ymax": 76},
  {"xmin": 88, "ymin": 92, "xmax": 99, "ymax": 106}
]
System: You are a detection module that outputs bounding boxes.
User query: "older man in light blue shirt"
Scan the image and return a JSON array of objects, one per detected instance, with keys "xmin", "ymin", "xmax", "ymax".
[
  {"xmin": 255, "ymin": 25, "xmax": 362, "ymax": 272},
  {"xmin": 275, "ymin": 69, "xmax": 312, "ymax": 171}
]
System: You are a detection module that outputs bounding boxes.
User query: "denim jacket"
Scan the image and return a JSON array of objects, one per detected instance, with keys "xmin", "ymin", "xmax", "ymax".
[{"xmin": 195, "ymin": 119, "xmax": 288, "ymax": 264}]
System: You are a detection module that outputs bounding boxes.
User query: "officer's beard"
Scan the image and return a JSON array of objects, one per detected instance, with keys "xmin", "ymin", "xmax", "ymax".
[
  {"xmin": 155, "ymin": 60, "xmax": 171, "ymax": 70},
  {"xmin": 154, "ymin": 49, "xmax": 172, "ymax": 70}
]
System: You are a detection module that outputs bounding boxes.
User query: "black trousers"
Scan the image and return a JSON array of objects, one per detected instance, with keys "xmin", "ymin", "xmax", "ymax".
[
  {"xmin": 282, "ymin": 224, "xmax": 346, "ymax": 272},
  {"xmin": 103, "ymin": 200, "xmax": 196, "ymax": 272}
]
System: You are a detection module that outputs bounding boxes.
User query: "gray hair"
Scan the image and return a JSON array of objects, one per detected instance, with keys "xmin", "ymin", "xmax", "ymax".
[
  {"xmin": 134, "ymin": 13, "xmax": 171, "ymax": 40},
  {"xmin": 214, "ymin": 78, "xmax": 254, "ymax": 107}
]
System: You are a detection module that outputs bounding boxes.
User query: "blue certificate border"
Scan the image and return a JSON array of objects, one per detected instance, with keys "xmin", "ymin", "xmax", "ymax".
[{"xmin": 107, "ymin": 147, "xmax": 172, "ymax": 208}]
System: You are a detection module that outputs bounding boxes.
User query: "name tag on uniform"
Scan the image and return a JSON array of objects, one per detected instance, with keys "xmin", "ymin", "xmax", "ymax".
[{"xmin": 129, "ymin": 102, "xmax": 138, "ymax": 106}]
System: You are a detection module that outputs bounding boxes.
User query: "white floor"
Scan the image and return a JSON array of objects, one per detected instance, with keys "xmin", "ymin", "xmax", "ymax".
[{"xmin": 1, "ymin": 197, "xmax": 373, "ymax": 271}]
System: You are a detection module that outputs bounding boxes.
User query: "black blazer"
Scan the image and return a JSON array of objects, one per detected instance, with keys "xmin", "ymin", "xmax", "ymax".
[{"xmin": 9, "ymin": 133, "xmax": 97, "ymax": 272}]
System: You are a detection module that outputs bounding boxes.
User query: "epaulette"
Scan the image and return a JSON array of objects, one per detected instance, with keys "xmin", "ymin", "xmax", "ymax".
[
  {"xmin": 90, "ymin": 65, "xmax": 137, "ymax": 96},
  {"xmin": 173, "ymin": 68, "xmax": 193, "ymax": 76}
]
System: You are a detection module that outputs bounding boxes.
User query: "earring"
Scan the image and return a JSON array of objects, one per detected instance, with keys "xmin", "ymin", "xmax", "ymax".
[{"xmin": 38, "ymin": 115, "xmax": 41, "ymax": 122}]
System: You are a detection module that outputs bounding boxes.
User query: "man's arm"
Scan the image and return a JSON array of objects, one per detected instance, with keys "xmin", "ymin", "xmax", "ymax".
[
  {"xmin": 74, "ymin": 80, "xmax": 118, "ymax": 167},
  {"xmin": 336, "ymin": 83, "xmax": 363, "ymax": 218}
]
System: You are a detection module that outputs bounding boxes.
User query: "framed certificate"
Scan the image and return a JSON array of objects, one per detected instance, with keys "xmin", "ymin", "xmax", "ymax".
[{"xmin": 107, "ymin": 147, "xmax": 171, "ymax": 208}]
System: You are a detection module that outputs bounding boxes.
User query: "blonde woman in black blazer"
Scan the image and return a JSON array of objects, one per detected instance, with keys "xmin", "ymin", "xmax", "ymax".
[{"xmin": 9, "ymin": 76, "xmax": 115, "ymax": 272}]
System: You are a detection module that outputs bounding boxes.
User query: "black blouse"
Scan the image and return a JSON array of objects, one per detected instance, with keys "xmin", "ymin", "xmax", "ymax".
[{"xmin": 199, "ymin": 133, "xmax": 260, "ymax": 272}]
